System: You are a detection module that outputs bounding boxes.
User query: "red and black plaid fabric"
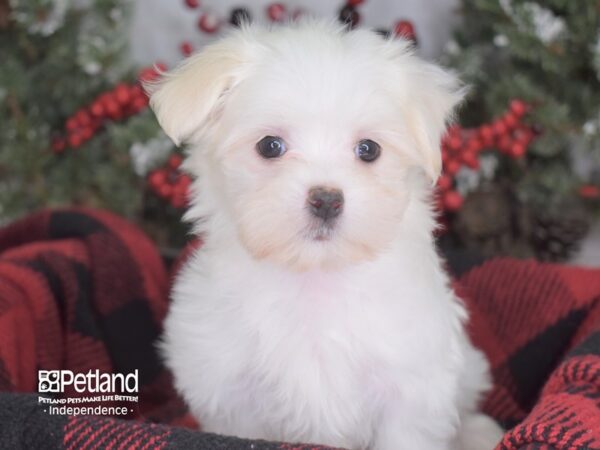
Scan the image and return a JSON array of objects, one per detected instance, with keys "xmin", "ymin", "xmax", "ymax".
[
  {"xmin": 459, "ymin": 260, "xmax": 600, "ymax": 450},
  {"xmin": 0, "ymin": 208, "xmax": 599, "ymax": 450}
]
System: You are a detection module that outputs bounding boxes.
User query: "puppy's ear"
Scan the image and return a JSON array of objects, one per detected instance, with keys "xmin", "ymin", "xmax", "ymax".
[
  {"xmin": 145, "ymin": 34, "xmax": 256, "ymax": 146},
  {"xmin": 404, "ymin": 58, "xmax": 466, "ymax": 182}
]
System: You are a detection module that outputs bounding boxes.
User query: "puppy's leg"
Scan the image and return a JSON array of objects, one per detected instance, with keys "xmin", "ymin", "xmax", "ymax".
[
  {"xmin": 372, "ymin": 408, "xmax": 502, "ymax": 450},
  {"xmin": 455, "ymin": 343, "xmax": 504, "ymax": 450},
  {"xmin": 371, "ymin": 397, "xmax": 459, "ymax": 450},
  {"xmin": 457, "ymin": 413, "xmax": 504, "ymax": 450}
]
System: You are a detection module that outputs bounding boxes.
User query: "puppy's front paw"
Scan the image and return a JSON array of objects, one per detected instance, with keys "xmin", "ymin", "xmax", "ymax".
[{"xmin": 457, "ymin": 414, "xmax": 504, "ymax": 450}]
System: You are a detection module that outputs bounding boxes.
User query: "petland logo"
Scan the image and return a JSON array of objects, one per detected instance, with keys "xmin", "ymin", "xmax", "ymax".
[
  {"xmin": 38, "ymin": 370, "xmax": 139, "ymax": 416},
  {"xmin": 38, "ymin": 369, "xmax": 138, "ymax": 393}
]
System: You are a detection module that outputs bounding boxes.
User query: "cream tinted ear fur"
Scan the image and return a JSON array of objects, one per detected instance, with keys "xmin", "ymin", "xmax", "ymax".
[
  {"xmin": 145, "ymin": 33, "xmax": 256, "ymax": 146},
  {"xmin": 395, "ymin": 47, "xmax": 466, "ymax": 182}
]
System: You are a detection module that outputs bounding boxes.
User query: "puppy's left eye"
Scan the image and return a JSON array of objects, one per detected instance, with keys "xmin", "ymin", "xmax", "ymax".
[
  {"xmin": 256, "ymin": 136, "xmax": 287, "ymax": 159},
  {"xmin": 354, "ymin": 139, "xmax": 381, "ymax": 162}
]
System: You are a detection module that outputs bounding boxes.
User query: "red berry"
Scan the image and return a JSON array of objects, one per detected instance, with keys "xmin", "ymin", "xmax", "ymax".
[
  {"xmin": 443, "ymin": 190, "xmax": 463, "ymax": 212},
  {"xmin": 77, "ymin": 110, "xmax": 91, "ymax": 126},
  {"xmin": 138, "ymin": 68, "xmax": 156, "ymax": 83},
  {"xmin": 510, "ymin": 142, "xmax": 526, "ymax": 158},
  {"xmin": 579, "ymin": 184, "xmax": 600, "ymax": 199},
  {"xmin": 437, "ymin": 174, "xmax": 452, "ymax": 191},
  {"xmin": 131, "ymin": 96, "xmax": 149, "ymax": 113},
  {"xmin": 90, "ymin": 101, "xmax": 105, "ymax": 118},
  {"xmin": 131, "ymin": 86, "xmax": 147, "ymax": 107},
  {"xmin": 267, "ymin": 3, "xmax": 286, "ymax": 22},
  {"xmin": 139, "ymin": 67, "xmax": 161, "ymax": 83},
  {"xmin": 171, "ymin": 193, "xmax": 187, "ymax": 209},
  {"xmin": 502, "ymin": 113, "xmax": 518, "ymax": 130},
  {"xmin": 131, "ymin": 84, "xmax": 145, "ymax": 99},
  {"xmin": 347, "ymin": 0, "xmax": 365, "ymax": 5},
  {"xmin": 393, "ymin": 20, "xmax": 416, "ymax": 41},
  {"xmin": 149, "ymin": 170, "xmax": 167, "ymax": 189},
  {"xmin": 173, "ymin": 178, "xmax": 187, "ymax": 193},
  {"xmin": 68, "ymin": 133, "xmax": 83, "ymax": 148},
  {"xmin": 100, "ymin": 92, "xmax": 114, "ymax": 108},
  {"xmin": 66, "ymin": 117, "xmax": 79, "ymax": 132},
  {"xmin": 179, "ymin": 174, "xmax": 192, "ymax": 190},
  {"xmin": 492, "ymin": 120, "xmax": 508, "ymax": 137},
  {"xmin": 461, "ymin": 151, "xmax": 479, "ymax": 169},
  {"xmin": 466, "ymin": 138, "xmax": 483, "ymax": 153},
  {"xmin": 198, "ymin": 12, "xmax": 220, "ymax": 33},
  {"xmin": 158, "ymin": 183, "xmax": 173, "ymax": 199},
  {"xmin": 51, "ymin": 137, "xmax": 66, "ymax": 154},
  {"xmin": 105, "ymin": 99, "xmax": 121, "ymax": 120},
  {"xmin": 169, "ymin": 154, "xmax": 183, "ymax": 169},
  {"xmin": 180, "ymin": 41, "xmax": 194, "ymax": 57},
  {"xmin": 448, "ymin": 135, "xmax": 462, "ymax": 151},
  {"xmin": 510, "ymin": 99, "xmax": 528, "ymax": 117},
  {"xmin": 185, "ymin": 0, "xmax": 199, "ymax": 8},
  {"xmin": 89, "ymin": 117, "xmax": 101, "ymax": 130},
  {"xmin": 479, "ymin": 125, "xmax": 494, "ymax": 146},
  {"xmin": 497, "ymin": 135, "xmax": 512, "ymax": 153},
  {"xmin": 81, "ymin": 127, "xmax": 93, "ymax": 140},
  {"xmin": 114, "ymin": 83, "xmax": 131, "ymax": 105},
  {"xmin": 445, "ymin": 159, "xmax": 461, "ymax": 176}
]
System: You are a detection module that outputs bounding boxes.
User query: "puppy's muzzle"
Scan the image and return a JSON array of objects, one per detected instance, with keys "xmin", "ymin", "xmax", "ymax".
[{"xmin": 307, "ymin": 187, "xmax": 344, "ymax": 221}]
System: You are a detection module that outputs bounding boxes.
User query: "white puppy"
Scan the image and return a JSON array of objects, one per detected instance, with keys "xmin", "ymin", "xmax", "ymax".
[{"xmin": 148, "ymin": 21, "xmax": 503, "ymax": 450}]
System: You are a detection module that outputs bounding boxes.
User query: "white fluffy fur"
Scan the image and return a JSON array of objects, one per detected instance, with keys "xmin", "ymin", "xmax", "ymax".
[{"xmin": 148, "ymin": 21, "xmax": 504, "ymax": 450}]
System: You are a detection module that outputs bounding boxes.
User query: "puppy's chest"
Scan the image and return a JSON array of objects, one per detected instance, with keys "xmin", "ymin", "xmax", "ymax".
[
  {"xmin": 240, "ymin": 277, "xmax": 394, "ymax": 409},
  {"xmin": 241, "ymin": 273, "xmax": 424, "ymax": 383},
  {"xmin": 173, "ymin": 261, "xmax": 460, "ymax": 441}
]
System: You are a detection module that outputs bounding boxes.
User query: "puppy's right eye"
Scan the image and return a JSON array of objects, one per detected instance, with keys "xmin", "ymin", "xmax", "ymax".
[
  {"xmin": 256, "ymin": 136, "xmax": 287, "ymax": 159},
  {"xmin": 354, "ymin": 139, "xmax": 381, "ymax": 163}
]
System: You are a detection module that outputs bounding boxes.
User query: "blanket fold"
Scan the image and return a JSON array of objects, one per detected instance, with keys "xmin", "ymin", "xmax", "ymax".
[{"xmin": 0, "ymin": 208, "xmax": 599, "ymax": 450}]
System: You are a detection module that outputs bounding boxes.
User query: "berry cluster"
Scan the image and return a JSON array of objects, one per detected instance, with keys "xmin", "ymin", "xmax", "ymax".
[
  {"xmin": 147, "ymin": 154, "xmax": 192, "ymax": 208},
  {"xmin": 437, "ymin": 99, "xmax": 533, "ymax": 212},
  {"xmin": 52, "ymin": 65, "xmax": 166, "ymax": 153},
  {"xmin": 179, "ymin": 2, "xmax": 308, "ymax": 56},
  {"xmin": 179, "ymin": 1, "xmax": 415, "ymax": 58}
]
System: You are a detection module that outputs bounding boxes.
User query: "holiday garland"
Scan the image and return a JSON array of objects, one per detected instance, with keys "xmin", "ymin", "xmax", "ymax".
[
  {"xmin": 438, "ymin": 99, "xmax": 533, "ymax": 212},
  {"xmin": 148, "ymin": 154, "xmax": 191, "ymax": 209},
  {"xmin": 51, "ymin": 68, "xmax": 159, "ymax": 153}
]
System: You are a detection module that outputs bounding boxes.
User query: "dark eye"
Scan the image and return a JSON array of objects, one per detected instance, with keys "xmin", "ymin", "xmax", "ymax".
[
  {"xmin": 256, "ymin": 136, "xmax": 287, "ymax": 159},
  {"xmin": 354, "ymin": 139, "xmax": 381, "ymax": 162}
]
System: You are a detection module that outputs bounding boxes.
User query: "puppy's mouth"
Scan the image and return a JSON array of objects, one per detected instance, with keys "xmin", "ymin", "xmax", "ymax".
[{"xmin": 303, "ymin": 221, "xmax": 337, "ymax": 242}]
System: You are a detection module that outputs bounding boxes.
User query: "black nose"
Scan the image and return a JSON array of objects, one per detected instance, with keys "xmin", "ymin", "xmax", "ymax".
[{"xmin": 307, "ymin": 187, "xmax": 344, "ymax": 221}]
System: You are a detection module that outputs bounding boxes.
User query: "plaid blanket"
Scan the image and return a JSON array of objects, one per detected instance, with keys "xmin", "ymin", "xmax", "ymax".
[{"xmin": 0, "ymin": 208, "xmax": 599, "ymax": 450}]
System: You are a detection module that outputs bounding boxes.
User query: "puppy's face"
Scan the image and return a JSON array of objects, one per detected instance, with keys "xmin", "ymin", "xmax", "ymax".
[{"xmin": 148, "ymin": 23, "xmax": 463, "ymax": 271}]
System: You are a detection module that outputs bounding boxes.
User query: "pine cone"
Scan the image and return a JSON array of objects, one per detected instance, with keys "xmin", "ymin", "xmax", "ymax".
[
  {"xmin": 454, "ymin": 186, "xmax": 513, "ymax": 256},
  {"xmin": 531, "ymin": 209, "xmax": 590, "ymax": 262}
]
